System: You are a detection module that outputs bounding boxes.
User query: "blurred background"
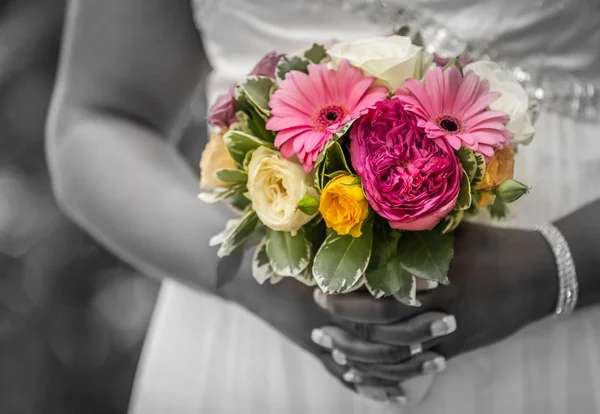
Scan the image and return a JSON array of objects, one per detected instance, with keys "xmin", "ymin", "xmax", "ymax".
[{"xmin": 0, "ymin": 0, "xmax": 208, "ymax": 412}]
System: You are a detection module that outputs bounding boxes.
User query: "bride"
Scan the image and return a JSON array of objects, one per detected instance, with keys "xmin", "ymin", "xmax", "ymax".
[{"xmin": 46, "ymin": 0, "xmax": 600, "ymax": 412}]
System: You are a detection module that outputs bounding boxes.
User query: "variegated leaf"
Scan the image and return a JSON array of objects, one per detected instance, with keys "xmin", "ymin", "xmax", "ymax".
[
  {"xmin": 265, "ymin": 229, "xmax": 312, "ymax": 277},
  {"xmin": 198, "ymin": 186, "xmax": 243, "ymax": 204},
  {"xmin": 224, "ymin": 130, "xmax": 274, "ymax": 167},
  {"xmin": 398, "ymin": 230, "xmax": 454, "ymax": 285},
  {"xmin": 454, "ymin": 169, "xmax": 473, "ymax": 211},
  {"xmin": 252, "ymin": 238, "xmax": 276, "ymax": 285},
  {"xmin": 457, "ymin": 147, "xmax": 478, "ymax": 182},
  {"xmin": 214, "ymin": 168, "xmax": 248, "ymax": 184},
  {"xmin": 471, "ymin": 152, "xmax": 486, "ymax": 187},
  {"xmin": 441, "ymin": 209, "xmax": 465, "ymax": 234},
  {"xmin": 312, "ymin": 219, "xmax": 373, "ymax": 294},
  {"xmin": 236, "ymin": 76, "xmax": 276, "ymax": 119},
  {"xmin": 217, "ymin": 210, "xmax": 260, "ymax": 258}
]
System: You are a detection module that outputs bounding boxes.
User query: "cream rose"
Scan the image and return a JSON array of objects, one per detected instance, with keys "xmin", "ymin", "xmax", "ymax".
[
  {"xmin": 247, "ymin": 147, "xmax": 318, "ymax": 233},
  {"xmin": 464, "ymin": 61, "xmax": 535, "ymax": 146},
  {"xmin": 328, "ymin": 36, "xmax": 433, "ymax": 90}
]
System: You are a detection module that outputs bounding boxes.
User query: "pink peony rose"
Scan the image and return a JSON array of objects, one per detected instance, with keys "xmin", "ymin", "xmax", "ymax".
[
  {"xmin": 249, "ymin": 51, "xmax": 285, "ymax": 78},
  {"xmin": 350, "ymin": 99, "xmax": 462, "ymax": 231},
  {"xmin": 206, "ymin": 88, "xmax": 238, "ymax": 128},
  {"xmin": 206, "ymin": 51, "xmax": 284, "ymax": 128}
]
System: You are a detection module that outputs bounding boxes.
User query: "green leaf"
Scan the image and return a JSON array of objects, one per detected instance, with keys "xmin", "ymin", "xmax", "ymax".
[
  {"xmin": 392, "ymin": 278, "xmax": 420, "ymax": 307},
  {"xmin": 212, "ymin": 210, "xmax": 261, "ymax": 258},
  {"xmin": 442, "ymin": 57, "xmax": 463, "ymax": 74},
  {"xmin": 298, "ymin": 195, "xmax": 320, "ymax": 216},
  {"xmin": 242, "ymin": 149, "xmax": 256, "ymax": 171},
  {"xmin": 214, "ymin": 168, "xmax": 248, "ymax": 184},
  {"xmin": 224, "ymin": 130, "xmax": 275, "ymax": 167},
  {"xmin": 235, "ymin": 93, "xmax": 275, "ymax": 143},
  {"xmin": 303, "ymin": 220, "xmax": 327, "ymax": 249},
  {"xmin": 457, "ymin": 147, "xmax": 478, "ymax": 182},
  {"xmin": 465, "ymin": 191, "xmax": 481, "ymax": 217},
  {"xmin": 454, "ymin": 169, "xmax": 473, "ymax": 211},
  {"xmin": 471, "ymin": 152, "xmax": 486, "ymax": 187},
  {"xmin": 277, "ymin": 56, "xmax": 310, "ymax": 80},
  {"xmin": 398, "ymin": 230, "xmax": 454, "ymax": 285},
  {"xmin": 324, "ymin": 141, "xmax": 351, "ymax": 175},
  {"xmin": 489, "ymin": 196, "xmax": 509, "ymax": 219},
  {"xmin": 441, "ymin": 209, "xmax": 465, "ymax": 234},
  {"xmin": 236, "ymin": 76, "xmax": 276, "ymax": 119},
  {"xmin": 364, "ymin": 224, "xmax": 414, "ymax": 297},
  {"xmin": 295, "ymin": 266, "xmax": 317, "ymax": 287},
  {"xmin": 265, "ymin": 228, "xmax": 312, "ymax": 277},
  {"xmin": 252, "ymin": 238, "xmax": 277, "ymax": 285},
  {"xmin": 304, "ymin": 43, "xmax": 328, "ymax": 64},
  {"xmin": 197, "ymin": 185, "xmax": 244, "ymax": 204},
  {"xmin": 312, "ymin": 218, "xmax": 373, "ymax": 294},
  {"xmin": 230, "ymin": 192, "xmax": 252, "ymax": 212},
  {"xmin": 315, "ymin": 141, "xmax": 353, "ymax": 190}
]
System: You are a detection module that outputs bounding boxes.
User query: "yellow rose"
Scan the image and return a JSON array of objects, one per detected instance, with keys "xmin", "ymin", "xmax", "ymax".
[
  {"xmin": 319, "ymin": 175, "xmax": 370, "ymax": 238},
  {"xmin": 478, "ymin": 192, "xmax": 496, "ymax": 208},
  {"xmin": 199, "ymin": 129, "xmax": 237, "ymax": 189},
  {"xmin": 476, "ymin": 146, "xmax": 515, "ymax": 191}
]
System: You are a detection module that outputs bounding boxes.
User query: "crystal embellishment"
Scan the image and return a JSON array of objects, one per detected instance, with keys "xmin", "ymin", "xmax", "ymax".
[{"xmin": 536, "ymin": 223, "xmax": 579, "ymax": 316}]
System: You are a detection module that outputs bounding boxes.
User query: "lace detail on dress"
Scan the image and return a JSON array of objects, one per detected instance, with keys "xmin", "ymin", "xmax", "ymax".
[{"xmin": 319, "ymin": 0, "xmax": 600, "ymax": 121}]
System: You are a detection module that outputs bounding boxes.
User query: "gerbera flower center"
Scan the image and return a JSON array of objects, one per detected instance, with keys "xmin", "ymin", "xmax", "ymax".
[
  {"xmin": 435, "ymin": 115, "xmax": 464, "ymax": 135},
  {"xmin": 313, "ymin": 104, "xmax": 348, "ymax": 132}
]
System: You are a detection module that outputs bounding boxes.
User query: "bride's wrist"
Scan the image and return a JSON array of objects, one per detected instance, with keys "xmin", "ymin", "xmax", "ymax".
[{"xmin": 520, "ymin": 229, "xmax": 560, "ymax": 324}]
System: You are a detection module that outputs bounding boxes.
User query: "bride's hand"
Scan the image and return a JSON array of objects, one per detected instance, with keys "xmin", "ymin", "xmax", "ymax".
[
  {"xmin": 310, "ymin": 223, "xmax": 557, "ymax": 396},
  {"xmin": 217, "ymin": 251, "xmax": 414, "ymax": 402}
]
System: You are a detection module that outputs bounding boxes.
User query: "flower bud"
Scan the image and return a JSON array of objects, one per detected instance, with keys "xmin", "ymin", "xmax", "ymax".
[{"xmin": 495, "ymin": 179, "xmax": 529, "ymax": 203}]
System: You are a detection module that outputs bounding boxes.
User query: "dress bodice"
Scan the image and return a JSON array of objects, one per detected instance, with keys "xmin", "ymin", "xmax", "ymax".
[{"xmin": 192, "ymin": 0, "xmax": 600, "ymax": 120}]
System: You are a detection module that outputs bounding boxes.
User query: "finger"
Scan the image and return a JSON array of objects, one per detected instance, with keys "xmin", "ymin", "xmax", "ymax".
[
  {"xmin": 354, "ymin": 352, "xmax": 447, "ymax": 382},
  {"xmin": 355, "ymin": 385, "xmax": 407, "ymax": 405},
  {"xmin": 320, "ymin": 355, "xmax": 400, "ymax": 388},
  {"xmin": 338, "ymin": 312, "xmax": 457, "ymax": 346},
  {"xmin": 313, "ymin": 289, "xmax": 429, "ymax": 324},
  {"xmin": 401, "ymin": 373, "xmax": 436, "ymax": 407},
  {"xmin": 313, "ymin": 326, "xmax": 423, "ymax": 364}
]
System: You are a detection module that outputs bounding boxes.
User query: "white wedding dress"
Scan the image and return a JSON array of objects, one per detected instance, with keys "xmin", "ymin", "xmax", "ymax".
[{"xmin": 129, "ymin": 0, "xmax": 600, "ymax": 413}]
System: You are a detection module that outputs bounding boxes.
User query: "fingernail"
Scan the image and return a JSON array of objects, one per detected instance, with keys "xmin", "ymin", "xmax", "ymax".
[
  {"xmin": 311, "ymin": 328, "xmax": 333, "ymax": 349},
  {"xmin": 430, "ymin": 315, "xmax": 457, "ymax": 337},
  {"xmin": 390, "ymin": 395, "xmax": 408, "ymax": 405},
  {"xmin": 422, "ymin": 356, "xmax": 446, "ymax": 375},
  {"xmin": 313, "ymin": 288, "xmax": 328, "ymax": 310},
  {"xmin": 409, "ymin": 343, "xmax": 423, "ymax": 357},
  {"xmin": 343, "ymin": 369, "xmax": 363, "ymax": 384},
  {"xmin": 332, "ymin": 349, "xmax": 348, "ymax": 366}
]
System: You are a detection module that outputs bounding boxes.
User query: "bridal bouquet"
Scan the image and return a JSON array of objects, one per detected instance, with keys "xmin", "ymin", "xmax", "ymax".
[{"xmin": 199, "ymin": 35, "xmax": 535, "ymax": 303}]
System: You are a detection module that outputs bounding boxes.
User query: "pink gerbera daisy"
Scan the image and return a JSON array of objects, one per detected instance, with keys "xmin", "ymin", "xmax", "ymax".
[
  {"xmin": 395, "ymin": 67, "xmax": 513, "ymax": 158},
  {"xmin": 266, "ymin": 60, "xmax": 388, "ymax": 172}
]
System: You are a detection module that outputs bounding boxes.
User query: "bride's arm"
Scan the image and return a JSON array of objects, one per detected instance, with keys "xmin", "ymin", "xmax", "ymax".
[{"xmin": 46, "ymin": 0, "xmax": 234, "ymax": 290}]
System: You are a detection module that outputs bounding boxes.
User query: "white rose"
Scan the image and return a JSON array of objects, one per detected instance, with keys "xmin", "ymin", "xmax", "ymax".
[
  {"xmin": 247, "ymin": 147, "xmax": 318, "ymax": 233},
  {"xmin": 328, "ymin": 36, "xmax": 433, "ymax": 90},
  {"xmin": 464, "ymin": 61, "xmax": 536, "ymax": 146}
]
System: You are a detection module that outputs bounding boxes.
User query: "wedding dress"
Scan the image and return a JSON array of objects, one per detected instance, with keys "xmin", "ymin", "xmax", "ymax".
[{"xmin": 129, "ymin": 0, "xmax": 600, "ymax": 412}]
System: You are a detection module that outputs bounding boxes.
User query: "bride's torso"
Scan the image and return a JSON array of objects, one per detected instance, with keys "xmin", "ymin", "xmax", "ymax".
[{"xmin": 129, "ymin": 2, "xmax": 600, "ymax": 413}]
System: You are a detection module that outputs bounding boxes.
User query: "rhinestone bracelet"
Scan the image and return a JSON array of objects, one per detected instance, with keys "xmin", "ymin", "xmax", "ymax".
[{"xmin": 536, "ymin": 223, "xmax": 579, "ymax": 316}]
